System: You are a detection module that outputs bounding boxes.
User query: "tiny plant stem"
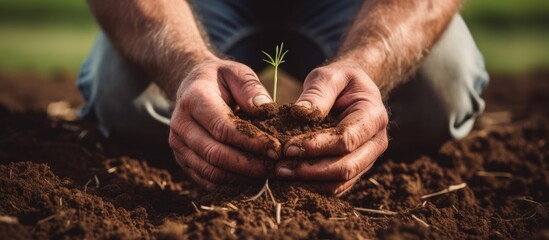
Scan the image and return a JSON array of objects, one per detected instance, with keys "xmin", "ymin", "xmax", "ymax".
[
  {"xmin": 273, "ymin": 65, "xmax": 278, "ymax": 102},
  {"xmin": 262, "ymin": 43, "xmax": 288, "ymax": 103}
]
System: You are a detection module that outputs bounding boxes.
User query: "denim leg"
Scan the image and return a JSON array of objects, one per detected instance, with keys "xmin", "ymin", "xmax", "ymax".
[
  {"xmin": 77, "ymin": 33, "xmax": 172, "ymax": 144},
  {"xmin": 77, "ymin": 2, "xmax": 257, "ymax": 143},
  {"xmin": 388, "ymin": 15, "xmax": 490, "ymax": 149}
]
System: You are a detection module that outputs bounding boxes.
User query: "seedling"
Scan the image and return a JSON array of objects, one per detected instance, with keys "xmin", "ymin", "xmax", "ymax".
[{"xmin": 262, "ymin": 43, "xmax": 288, "ymax": 103}]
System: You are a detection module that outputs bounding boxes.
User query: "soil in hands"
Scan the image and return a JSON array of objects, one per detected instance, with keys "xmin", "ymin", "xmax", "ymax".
[
  {"xmin": 0, "ymin": 72, "xmax": 549, "ymax": 239},
  {"xmin": 233, "ymin": 103, "xmax": 340, "ymax": 146}
]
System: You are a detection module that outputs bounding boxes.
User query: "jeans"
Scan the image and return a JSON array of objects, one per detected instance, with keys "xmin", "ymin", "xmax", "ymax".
[{"xmin": 77, "ymin": 0, "xmax": 489, "ymax": 149}]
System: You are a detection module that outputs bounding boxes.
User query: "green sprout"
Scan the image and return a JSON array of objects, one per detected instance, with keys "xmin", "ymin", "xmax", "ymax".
[{"xmin": 262, "ymin": 43, "xmax": 288, "ymax": 103}]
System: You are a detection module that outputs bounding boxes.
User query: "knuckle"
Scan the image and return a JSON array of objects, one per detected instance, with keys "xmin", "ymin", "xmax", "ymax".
[
  {"xmin": 179, "ymin": 85, "xmax": 202, "ymax": 110},
  {"xmin": 210, "ymin": 117, "xmax": 231, "ymax": 143},
  {"xmin": 341, "ymin": 127, "xmax": 362, "ymax": 154},
  {"xmin": 340, "ymin": 161, "xmax": 360, "ymax": 181},
  {"xmin": 303, "ymin": 83, "xmax": 328, "ymax": 100},
  {"xmin": 200, "ymin": 164, "xmax": 224, "ymax": 184},
  {"xmin": 240, "ymin": 77, "xmax": 264, "ymax": 95},
  {"xmin": 168, "ymin": 132, "xmax": 178, "ymax": 149},
  {"xmin": 203, "ymin": 143, "xmax": 222, "ymax": 167},
  {"xmin": 376, "ymin": 106, "xmax": 389, "ymax": 127},
  {"xmin": 379, "ymin": 132, "xmax": 389, "ymax": 151}
]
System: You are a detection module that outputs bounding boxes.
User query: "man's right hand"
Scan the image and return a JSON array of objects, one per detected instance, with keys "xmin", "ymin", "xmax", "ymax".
[{"xmin": 168, "ymin": 58, "xmax": 281, "ymax": 191}]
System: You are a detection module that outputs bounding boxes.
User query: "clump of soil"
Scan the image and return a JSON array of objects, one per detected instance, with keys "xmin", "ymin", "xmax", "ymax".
[{"xmin": 233, "ymin": 103, "xmax": 340, "ymax": 146}]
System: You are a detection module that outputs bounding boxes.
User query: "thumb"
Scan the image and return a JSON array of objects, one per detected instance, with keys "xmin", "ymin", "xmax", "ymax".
[
  {"xmin": 221, "ymin": 64, "xmax": 278, "ymax": 117},
  {"xmin": 293, "ymin": 68, "xmax": 348, "ymax": 121}
]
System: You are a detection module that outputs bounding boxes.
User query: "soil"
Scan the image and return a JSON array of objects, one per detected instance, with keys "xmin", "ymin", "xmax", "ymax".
[
  {"xmin": 0, "ymin": 71, "xmax": 548, "ymax": 239},
  {"xmin": 234, "ymin": 104, "xmax": 339, "ymax": 145}
]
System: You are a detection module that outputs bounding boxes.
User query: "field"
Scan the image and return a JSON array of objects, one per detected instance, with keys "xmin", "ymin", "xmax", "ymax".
[
  {"xmin": 0, "ymin": 0, "xmax": 548, "ymax": 239},
  {"xmin": 0, "ymin": 71, "xmax": 548, "ymax": 239}
]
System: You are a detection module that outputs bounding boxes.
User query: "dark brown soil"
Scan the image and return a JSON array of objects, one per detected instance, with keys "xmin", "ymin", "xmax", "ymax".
[
  {"xmin": 1, "ymin": 72, "xmax": 548, "ymax": 239},
  {"xmin": 234, "ymin": 104, "xmax": 339, "ymax": 145}
]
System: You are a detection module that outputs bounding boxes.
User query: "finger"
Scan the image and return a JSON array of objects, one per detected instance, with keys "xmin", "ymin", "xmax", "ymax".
[
  {"xmin": 306, "ymin": 172, "xmax": 363, "ymax": 196},
  {"xmin": 292, "ymin": 68, "xmax": 349, "ymax": 121},
  {"xmin": 170, "ymin": 116, "xmax": 270, "ymax": 177},
  {"xmin": 284, "ymin": 102, "xmax": 388, "ymax": 157},
  {"xmin": 220, "ymin": 65, "xmax": 278, "ymax": 117},
  {"xmin": 276, "ymin": 130, "xmax": 387, "ymax": 181},
  {"xmin": 176, "ymin": 87, "xmax": 281, "ymax": 159},
  {"xmin": 171, "ymin": 136, "xmax": 252, "ymax": 185},
  {"xmin": 174, "ymin": 152, "xmax": 219, "ymax": 192}
]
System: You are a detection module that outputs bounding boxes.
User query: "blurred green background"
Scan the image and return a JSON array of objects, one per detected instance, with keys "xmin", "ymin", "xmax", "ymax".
[{"xmin": 0, "ymin": 0, "xmax": 548, "ymax": 75}]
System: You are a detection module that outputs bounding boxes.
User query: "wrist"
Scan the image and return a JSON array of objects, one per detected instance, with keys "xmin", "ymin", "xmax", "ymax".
[
  {"xmin": 158, "ymin": 48, "xmax": 219, "ymax": 100},
  {"xmin": 334, "ymin": 42, "xmax": 386, "ymax": 83}
]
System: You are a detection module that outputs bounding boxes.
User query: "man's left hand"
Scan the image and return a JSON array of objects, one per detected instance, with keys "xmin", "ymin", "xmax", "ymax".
[{"xmin": 275, "ymin": 60, "xmax": 389, "ymax": 196}]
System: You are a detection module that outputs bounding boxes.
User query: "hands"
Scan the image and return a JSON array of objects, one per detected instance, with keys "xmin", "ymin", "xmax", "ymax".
[
  {"xmin": 169, "ymin": 58, "xmax": 281, "ymax": 191},
  {"xmin": 275, "ymin": 60, "xmax": 389, "ymax": 196},
  {"xmin": 169, "ymin": 58, "xmax": 387, "ymax": 196}
]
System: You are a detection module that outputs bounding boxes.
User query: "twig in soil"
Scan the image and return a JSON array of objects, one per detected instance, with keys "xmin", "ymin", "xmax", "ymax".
[
  {"xmin": 452, "ymin": 205, "xmax": 459, "ymax": 213},
  {"xmin": 496, "ymin": 210, "xmax": 538, "ymax": 222},
  {"xmin": 282, "ymin": 218, "xmax": 293, "ymax": 225},
  {"xmin": 58, "ymin": 197, "xmax": 63, "ymax": 208},
  {"xmin": 9, "ymin": 169, "xmax": 13, "ymax": 179},
  {"xmin": 222, "ymin": 220, "xmax": 237, "ymax": 229},
  {"xmin": 0, "ymin": 216, "xmax": 18, "ymax": 224},
  {"xmin": 353, "ymin": 210, "xmax": 360, "ymax": 218},
  {"xmin": 223, "ymin": 220, "xmax": 237, "ymax": 234},
  {"xmin": 227, "ymin": 203, "xmax": 239, "ymax": 210},
  {"xmin": 329, "ymin": 217, "xmax": 347, "ymax": 221},
  {"xmin": 243, "ymin": 180, "xmax": 267, "ymax": 202},
  {"xmin": 412, "ymin": 214, "xmax": 430, "ymax": 228},
  {"xmin": 200, "ymin": 205, "xmax": 229, "ymax": 211},
  {"xmin": 292, "ymin": 197, "xmax": 299, "ymax": 205},
  {"xmin": 260, "ymin": 222, "xmax": 267, "ymax": 235},
  {"xmin": 243, "ymin": 179, "xmax": 278, "ymax": 205},
  {"xmin": 107, "ymin": 167, "xmax": 117, "ymax": 173},
  {"xmin": 369, "ymin": 178, "xmax": 381, "ymax": 187},
  {"xmin": 84, "ymin": 179, "xmax": 92, "ymax": 194},
  {"xmin": 354, "ymin": 207, "xmax": 398, "ymax": 215},
  {"xmin": 422, "ymin": 201, "xmax": 427, "ymax": 207},
  {"xmin": 94, "ymin": 175, "xmax": 100, "ymax": 188},
  {"xmin": 514, "ymin": 197, "xmax": 542, "ymax": 205},
  {"xmin": 178, "ymin": 190, "xmax": 191, "ymax": 195},
  {"xmin": 264, "ymin": 180, "xmax": 278, "ymax": 205},
  {"xmin": 476, "ymin": 171, "xmax": 512, "ymax": 178},
  {"xmin": 78, "ymin": 130, "xmax": 88, "ymax": 139},
  {"xmin": 276, "ymin": 203, "xmax": 282, "ymax": 224},
  {"xmin": 266, "ymin": 217, "xmax": 278, "ymax": 230},
  {"xmin": 421, "ymin": 183, "xmax": 467, "ymax": 200},
  {"xmin": 191, "ymin": 202, "xmax": 201, "ymax": 214},
  {"xmin": 356, "ymin": 233, "xmax": 368, "ymax": 240},
  {"xmin": 152, "ymin": 177, "xmax": 167, "ymax": 190},
  {"xmin": 37, "ymin": 214, "xmax": 57, "ymax": 225}
]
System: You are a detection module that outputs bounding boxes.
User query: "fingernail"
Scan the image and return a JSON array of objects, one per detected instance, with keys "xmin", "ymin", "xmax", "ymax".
[
  {"xmin": 295, "ymin": 101, "xmax": 312, "ymax": 108},
  {"xmin": 267, "ymin": 149, "xmax": 278, "ymax": 160},
  {"xmin": 285, "ymin": 145, "xmax": 302, "ymax": 157},
  {"xmin": 277, "ymin": 167, "xmax": 294, "ymax": 178},
  {"xmin": 252, "ymin": 95, "xmax": 271, "ymax": 107}
]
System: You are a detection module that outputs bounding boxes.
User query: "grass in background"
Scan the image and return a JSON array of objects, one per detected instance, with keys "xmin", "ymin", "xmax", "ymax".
[
  {"xmin": 0, "ymin": 0, "xmax": 97, "ymax": 75},
  {"xmin": 0, "ymin": 0, "xmax": 548, "ymax": 75},
  {"xmin": 461, "ymin": 0, "xmax": 549, "ymax": 74},
  {"xmin": 0, "ymin": 24, "xmax": 97, "ymax": 73}
]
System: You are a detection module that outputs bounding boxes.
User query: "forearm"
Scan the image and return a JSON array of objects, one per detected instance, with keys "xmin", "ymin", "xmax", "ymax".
[
  {"xmin": 336, "ymin": 0, "xmax": 461, "ymax": 97},
  {"xmin": 87, "ymin": 0, "xmax": 217, "ymax": 99}
]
